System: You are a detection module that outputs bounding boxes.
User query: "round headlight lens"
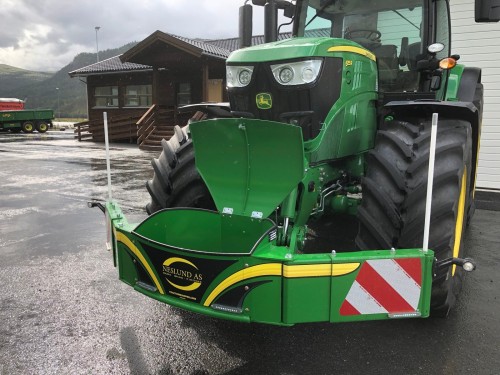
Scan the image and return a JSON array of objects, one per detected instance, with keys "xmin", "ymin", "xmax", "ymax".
[
  {"xmin": 302, "ymin": 67, "xmax": 316, "ymax": 83},
  {"xmin": 271, "ymin": 59, "xmax": 322, "ymax": 86},
  {"xmin": 238, "ymin": 69, "xmax": 252, "ymax": 86},
  {"xmin": 279, "ymin": 67, "xmax": 294, "ymax": 83}
]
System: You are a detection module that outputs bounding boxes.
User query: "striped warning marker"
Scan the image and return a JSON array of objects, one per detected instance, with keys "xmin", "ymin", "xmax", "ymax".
[{"xmin": 340, "ymin": 258, "xmax": 422, "ymax": 316}]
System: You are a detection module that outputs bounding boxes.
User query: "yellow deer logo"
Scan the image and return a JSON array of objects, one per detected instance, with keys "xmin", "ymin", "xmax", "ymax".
[{"xmin": 256, "ymin": 93, "xmax": 272, "ymax": 110}]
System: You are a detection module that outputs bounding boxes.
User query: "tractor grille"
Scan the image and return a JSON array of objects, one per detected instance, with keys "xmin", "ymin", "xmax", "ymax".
[{"xmin": 227, "ymin": 57, "xmax": 343, "ymax": 140}]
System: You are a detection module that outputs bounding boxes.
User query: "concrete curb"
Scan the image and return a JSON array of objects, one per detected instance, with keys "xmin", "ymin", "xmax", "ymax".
[{"xmin": 475, "ymin": 190, "xmax": 500, "ymax": 211}]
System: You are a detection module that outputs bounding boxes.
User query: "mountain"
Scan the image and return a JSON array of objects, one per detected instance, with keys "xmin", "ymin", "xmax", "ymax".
[
  {"xmin": 0, "ymin": 65, "xmax": 53, "ymax": 95},
  {"xmin": 0, "ymin": 42, "xmax": 137, "ymax": 118}
]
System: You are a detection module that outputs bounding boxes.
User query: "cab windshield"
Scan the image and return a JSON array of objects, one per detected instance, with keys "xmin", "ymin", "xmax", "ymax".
[{"xmin": 296, "ymin": 0, "xmax": 425, "ymax": 92}]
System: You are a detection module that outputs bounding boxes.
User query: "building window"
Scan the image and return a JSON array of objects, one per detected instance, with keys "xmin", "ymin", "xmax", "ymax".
[
  {"xmin": 125, "ymin": 84, "xmax": 152, "ymax": 107},
  {"xmin": 94, "ymin": 86, "xmax": 118, "ymax": 107},
  {"xmin": 177, "ymin": 82, "xmax": 191, "ymax": 105}
]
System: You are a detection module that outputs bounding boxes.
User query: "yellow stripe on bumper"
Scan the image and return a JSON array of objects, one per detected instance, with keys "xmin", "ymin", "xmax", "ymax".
[
  {"xmin": 283, "ymin": 263, "xmax": 360, "ymax": 277},
  {"xmin": 116, "ymin": 231, "xmax": 165, "ymax": 295},
  {"xmin": 203, "ymin": 263, "xmax": 282, "ymax": 307}
]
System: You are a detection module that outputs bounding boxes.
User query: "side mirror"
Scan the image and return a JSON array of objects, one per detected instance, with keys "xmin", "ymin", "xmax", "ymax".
[
  {"xmin": 276, "ymin": 0, "xmax": 295, "ymax": 18},
  {"xmin": 475, "ymin": 0, "xmax": 500, "ymax": 22}
]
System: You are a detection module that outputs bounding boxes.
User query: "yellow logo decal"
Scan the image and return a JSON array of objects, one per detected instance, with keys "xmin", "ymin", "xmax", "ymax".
[
  {"xmin": 256, "ymin": 93, "xmax": 272, "ymax": 110},
  {"xmin": 162, "ymin": 257, "xmax": 202, "ymax": 292},
  {"xmin": 345, "ymin": 60, "xmax": 353, "ymax": 67}
]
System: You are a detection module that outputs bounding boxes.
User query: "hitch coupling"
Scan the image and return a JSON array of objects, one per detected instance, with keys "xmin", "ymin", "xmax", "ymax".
[
  {"xmin": 88, "ymin": 201, "xmax": 105, "ymax": 213},
  {"xmin": 434, "ymin": 257, "xmax": 476, "ymax": 274}
]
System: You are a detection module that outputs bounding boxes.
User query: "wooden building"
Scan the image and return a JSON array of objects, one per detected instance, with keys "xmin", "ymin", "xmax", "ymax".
[{"xmin": 69, "ymin": 30, "xmax": 248, "ymax": 149}]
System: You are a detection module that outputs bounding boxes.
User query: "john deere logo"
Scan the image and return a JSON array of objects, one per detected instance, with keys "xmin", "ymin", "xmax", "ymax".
[
  {"xmin": 162, "ymin": 257, "xmax": 203, "ymax": 292},
  {"xmin": 256, "ymin": 93, "xmax": 272, "ymax": 110}
]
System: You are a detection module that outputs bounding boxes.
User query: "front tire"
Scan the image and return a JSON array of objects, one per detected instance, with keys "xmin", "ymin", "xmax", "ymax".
[
  {"xmin": 356, "ymin": 118, "xmax": 472, "ymax": 316},
  {"xmin": 146, "ymin": 125, "xmax": 215, "ymax": 214}
]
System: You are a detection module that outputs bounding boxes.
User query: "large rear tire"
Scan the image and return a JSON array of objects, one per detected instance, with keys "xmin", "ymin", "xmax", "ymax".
[
  {"xmin": 356, "ymin": 118, "xmax": 472, "ymax": 316},
  {"xmin": 146, "ymin": 125, "xmax": 215, "ymax": 214}
]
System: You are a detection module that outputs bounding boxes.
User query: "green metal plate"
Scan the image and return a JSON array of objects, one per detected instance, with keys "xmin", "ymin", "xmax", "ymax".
[
  {"xmin": 133, "ymin": 208, "xmax": 275, "ymax": 255},
  {"xmin": 190, "ymin": 118, "xmax": 305, "ymax": 218}
]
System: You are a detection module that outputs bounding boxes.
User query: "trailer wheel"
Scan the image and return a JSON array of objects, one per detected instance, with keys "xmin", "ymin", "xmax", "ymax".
[
  {"xmin": 21, "ymin": 121, "xmax": 35, "ymax": 133},
  {"xmin": 356, "ymin": 118, "xmax": 472, "ymax": 316},
  {"xmin": 36, "ymin": 121, "xmax": 49, "ymax": 133},
  {"xmin": 146, "ymin": 125, "xmax": 215, "ymax": 214}
]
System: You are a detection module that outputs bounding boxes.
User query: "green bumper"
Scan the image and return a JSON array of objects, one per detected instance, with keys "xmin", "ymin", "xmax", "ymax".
[{"xmin": 106, "ymin": 202, "xmax": 434, "ymax": 326}]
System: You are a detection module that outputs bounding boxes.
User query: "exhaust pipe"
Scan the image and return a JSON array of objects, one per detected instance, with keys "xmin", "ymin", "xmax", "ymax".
[
  {"xmin": 264, "ymin": 0, "xmax": 278, "ymax": 43},
  {"xmin": 239, "ymin": 2, "xmax": 253, "ymax": 48}
]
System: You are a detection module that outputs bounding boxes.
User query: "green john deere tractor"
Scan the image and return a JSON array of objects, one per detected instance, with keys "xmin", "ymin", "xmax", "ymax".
[{"xmin": 97, "ymin": 0, "xmax": 499, "ymax": 325}]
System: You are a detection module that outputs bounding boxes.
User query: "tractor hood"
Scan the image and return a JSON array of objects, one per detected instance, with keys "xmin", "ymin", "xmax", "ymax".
[
  {"xmin": 190, "ymin": 118, "xmax": 305, "ymax": 218},
  {"xmin": 227, "ymin": 37, "xmax": 366, "ymax": 63}
]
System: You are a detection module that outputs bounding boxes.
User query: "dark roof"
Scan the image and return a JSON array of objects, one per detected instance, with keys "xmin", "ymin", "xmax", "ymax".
[
  {"xmin": 205, "ymin": 29, "xmax": 331, "ymax": 52},
  {"xmin": 205, "ymin": 32, "xmax": 293, "ymax": 52},
  {"xmin": 119, "ymin": 30, "xmax": 232, "ymax": 65},
  {"xmin": 70, "ymin": 29, "xmax": 331, "ymax": 77},
  {"xmin": 170, "ymin": 34, "xmax": 231, "ymax": 59},
  {"xmin": 68, "ymin": 55, "xmax": 152, "ymax": 77},
  {"xmin": 120, "ymin": 30, "xmax": 315, "ymax": 66}
]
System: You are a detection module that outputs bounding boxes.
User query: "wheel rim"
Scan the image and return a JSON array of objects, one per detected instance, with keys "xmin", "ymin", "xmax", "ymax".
[
  {"xmin": 452, "ymin": 167, "xmax": 467, "ymax": 276},
  {"xmin": 39, "ymin": 123, "xmax": 48, "ymax": 132},
  {"xmin": 25, "ymin": 124, "xmax": 33, "ymax": 131}
]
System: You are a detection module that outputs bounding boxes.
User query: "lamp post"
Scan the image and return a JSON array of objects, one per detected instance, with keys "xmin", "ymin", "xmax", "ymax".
[
  {"xmin": 95, "ymin": 26, "xmax": 101, "ymax": 63},
  {"xmin": 56, "ymin": 87, "xmax": 60, "ymax": 120}
]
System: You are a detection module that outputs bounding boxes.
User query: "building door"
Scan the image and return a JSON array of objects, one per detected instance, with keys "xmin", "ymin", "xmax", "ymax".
[{"xmin": 207, "ymin": 79, "xmax": 223, "ymax": 102}]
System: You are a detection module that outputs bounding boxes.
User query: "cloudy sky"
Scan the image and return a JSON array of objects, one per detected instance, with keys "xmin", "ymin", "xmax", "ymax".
[{"xmin": 0, "ymin": 0, "xmax": 280, "ymax": 72}]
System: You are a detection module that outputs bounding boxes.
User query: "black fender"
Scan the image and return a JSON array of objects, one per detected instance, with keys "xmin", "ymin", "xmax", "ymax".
[
  {"xmin": 384, "ymin": 100, "xmax": 480, "ymax": 126},
  {"xmin": 456, "ymin": 67, "xmax": 483, "ymax": 197},
  {"xmin": 457, "ymin": 67, "xmax": 482, "ymax": 103},
  {"xmin": 385, "ymin": 98, "xmax": 481, "ymax": 201}
]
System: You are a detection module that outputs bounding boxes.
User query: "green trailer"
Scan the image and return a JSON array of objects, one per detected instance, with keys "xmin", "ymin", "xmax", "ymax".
[
  {"xmin": 92, "ymin": 0, "xmax": 497, "ymax": 325},
  {"xmin": 0, "ymin": 109, "xmax": 54, "ymax": 133}
]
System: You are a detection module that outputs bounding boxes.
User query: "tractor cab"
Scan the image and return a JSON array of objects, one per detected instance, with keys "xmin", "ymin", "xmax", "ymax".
[
  {"xmin": 298, "ymin": 0, "xmax": 428, "ymax": 93},
  {"xmin": 241, "ymin": 0, "xmax": 499, "ymax": 96}
]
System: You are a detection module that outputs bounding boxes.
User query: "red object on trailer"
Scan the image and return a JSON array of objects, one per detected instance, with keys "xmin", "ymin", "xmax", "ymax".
[{"xmin": 0, "ymin": 98, "xmax": 25, "ymax": 111}]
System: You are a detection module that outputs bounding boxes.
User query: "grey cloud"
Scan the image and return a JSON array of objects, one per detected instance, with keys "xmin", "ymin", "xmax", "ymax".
[{"xmin": 0, "ymin": 0, "xmax": 271, "ymax": 71}]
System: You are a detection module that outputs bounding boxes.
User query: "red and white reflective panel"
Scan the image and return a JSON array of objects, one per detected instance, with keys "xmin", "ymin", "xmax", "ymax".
[{"xmin": 340, "ymin": 258, "xmax": 422, "ymax": 316}]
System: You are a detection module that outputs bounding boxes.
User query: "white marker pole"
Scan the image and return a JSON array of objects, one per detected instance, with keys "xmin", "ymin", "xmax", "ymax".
[
  {"xmin": 103, "ymin": 112, "xmax": 112, "ymax": 201},
  {"xmin": 423, "ymin": 113, "xmax": 439, "ymax": 252}
]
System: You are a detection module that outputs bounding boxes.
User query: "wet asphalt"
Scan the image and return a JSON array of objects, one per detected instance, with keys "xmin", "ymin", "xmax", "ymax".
[{"xmin": 0, "ymin": 131, "xmax": 499, "ymax": 375}]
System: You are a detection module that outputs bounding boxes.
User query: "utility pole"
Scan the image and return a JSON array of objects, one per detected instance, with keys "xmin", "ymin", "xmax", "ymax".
[{"xmin": 95, "ymin": 26, "xmax": 101, "ymax": 63}]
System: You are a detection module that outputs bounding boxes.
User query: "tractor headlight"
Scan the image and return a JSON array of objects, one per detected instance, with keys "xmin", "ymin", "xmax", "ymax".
[
  {"xmin": 279, "ymin": 66, "xmax": 294, "ymax": 83},
  {"xmin": 271, "ymin": 59, "xmax": 323, "ymax": 86},
  {"xmin": 227, "ymin": 66, "xmax": 254, "ymax": 87}
]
